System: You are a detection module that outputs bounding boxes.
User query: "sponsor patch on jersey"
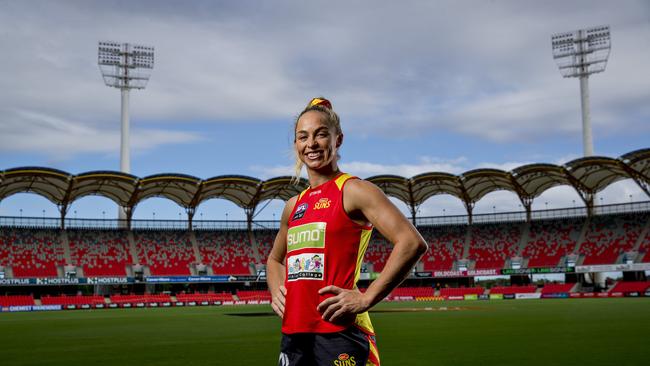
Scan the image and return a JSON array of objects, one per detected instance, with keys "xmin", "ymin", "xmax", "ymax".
[
  {"xmin": 313, "ymin": 197, "xmax": 331, "ymax": 210},
  {"xmin": 292, "ymin": 203, "xmax": 308, "ymax": 221},
  {"xmin": 287, "ymin": 222, "xmax": 326, "ymax": 252},
  {"xmin": 309, "ymin": 189, "xmax": 322, "ymax": 197},
  {"xmin": 287, "ymin": 253, "xmax": 324, "ymax": 281},
  {"xmin": 333, "ymin": 353, "xmax": 356, "ymax": 366}
]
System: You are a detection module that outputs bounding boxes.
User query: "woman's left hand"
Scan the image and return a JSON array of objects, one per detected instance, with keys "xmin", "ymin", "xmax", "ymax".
[{"xmin": 317, "ymin": 285, "xmax": 370, "ymax": 323}]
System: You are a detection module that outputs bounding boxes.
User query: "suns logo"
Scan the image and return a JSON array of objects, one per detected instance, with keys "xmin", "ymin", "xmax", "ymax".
[
  {"xmin": 314, "ymin": 198, "xmax": 331, "ymax": 210},
  {"xmin": 333, "ymin": 353, "xmax": 356, "ymax": 366}
]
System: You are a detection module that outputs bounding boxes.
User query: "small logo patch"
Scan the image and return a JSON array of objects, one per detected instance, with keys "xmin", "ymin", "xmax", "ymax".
[
  {"xmin": 287, "ymin": 253, "xmax": 324, "ymax": 281},
  {"xmin": 292, "ymin": 203, "xmax": 308, "ymax": 221},
  {"xmin": 314, "ymin": 198, "xmax": 331, "ymax": 210},
  {"xmin": 333, "ymin": 353, "xmax": 356, "ymax": 366}
]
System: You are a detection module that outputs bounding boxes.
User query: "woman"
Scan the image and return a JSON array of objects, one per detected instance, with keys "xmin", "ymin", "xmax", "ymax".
[{"xmin": 267, "ymin": 97, "xmax": 428, "ymax": 366}]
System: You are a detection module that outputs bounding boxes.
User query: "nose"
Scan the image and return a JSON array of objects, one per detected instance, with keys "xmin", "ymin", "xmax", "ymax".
[{"xmin": 307, "ymin": 136, "xmax": 319, "ymax": 148}]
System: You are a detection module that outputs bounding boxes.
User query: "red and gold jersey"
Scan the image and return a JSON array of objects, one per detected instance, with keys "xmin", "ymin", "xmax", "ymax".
[{"xmin": 282, "ymin": 173, "xmax": 375, "ymax": 335}]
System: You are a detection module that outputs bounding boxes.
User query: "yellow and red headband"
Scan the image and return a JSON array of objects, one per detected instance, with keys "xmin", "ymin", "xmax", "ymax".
[{"xmin": 307, "ymin": 97, "xmax": 332, "ymax": 110}]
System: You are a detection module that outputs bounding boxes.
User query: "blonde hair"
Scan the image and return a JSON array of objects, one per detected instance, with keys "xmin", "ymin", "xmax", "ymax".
[{"xmin": 292, "ymin": 98, "xmax": 342, "ymax": 184}]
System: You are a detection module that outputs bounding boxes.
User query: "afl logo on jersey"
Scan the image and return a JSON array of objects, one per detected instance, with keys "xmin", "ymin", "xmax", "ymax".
[
  {"xmin": 314, "ymin": 198, "xmax": 331, "ymax": 210},
  {"xmin": 292, "ymin": 203, "xmax": 308, "ymax": 221}
]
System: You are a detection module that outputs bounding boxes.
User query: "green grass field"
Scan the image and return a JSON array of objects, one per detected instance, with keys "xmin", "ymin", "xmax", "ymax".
[{"xmin": 1, "ymin": 299, "xmax": 649, "ymax": 365}]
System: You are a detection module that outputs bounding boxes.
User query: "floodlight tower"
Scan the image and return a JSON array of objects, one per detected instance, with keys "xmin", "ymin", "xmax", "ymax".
[
  {"xmin": 98, "ymin": 41, "xmax": 154, "ymax": 222},
  {"xmin": 552, "ymin": 26, "xmax": 610, "ymax": 157}
]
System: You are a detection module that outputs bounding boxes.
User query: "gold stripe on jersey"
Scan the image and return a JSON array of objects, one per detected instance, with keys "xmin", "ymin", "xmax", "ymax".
[
  {"xmin": 367, "ymin": 339, "xmax": 380, "ymax": 366},
  {"xmin": 334, "ymin": 173, "xmax": 353, "ymax": 191},
  {"xmin": 353, "ymin": 227, "xmax": 374, "ymax": 335},
  {"xmin": 354, "ymin": 228, "xmax": 372, "ymax": 284}
]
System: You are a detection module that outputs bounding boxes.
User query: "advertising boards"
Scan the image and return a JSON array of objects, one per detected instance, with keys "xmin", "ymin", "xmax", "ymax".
[{"xmin": 501, "ymin": 267, "xmax": 573, "ymax": 275}]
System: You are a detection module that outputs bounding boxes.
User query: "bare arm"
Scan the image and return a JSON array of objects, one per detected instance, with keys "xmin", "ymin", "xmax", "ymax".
[
  {"xmin": 317, "ymin": 179, "xmax": 428, "ymax": 322},
  {"xmin": 266, "ymin": 196, "xmax": 297, "ymax": 319}
]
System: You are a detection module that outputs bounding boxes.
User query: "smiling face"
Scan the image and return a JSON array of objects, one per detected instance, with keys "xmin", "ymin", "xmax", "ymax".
[{"xmin": 294, "ymin": 110, "xmax": 342, "ymax": 173}]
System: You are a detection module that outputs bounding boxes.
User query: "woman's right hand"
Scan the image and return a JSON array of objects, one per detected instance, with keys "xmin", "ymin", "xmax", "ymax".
[{"xmin": 271, "ymin": 285, "xmax": 287, "ymax": 318}]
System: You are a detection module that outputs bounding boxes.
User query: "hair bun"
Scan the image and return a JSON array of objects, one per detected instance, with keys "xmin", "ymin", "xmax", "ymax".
[{"xmin": 307, "ymin": 97, "xmax": 332, "ymax": 110}]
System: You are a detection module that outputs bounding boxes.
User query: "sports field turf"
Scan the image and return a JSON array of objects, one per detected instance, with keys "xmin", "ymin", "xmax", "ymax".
[{"xmin": 1, "ymin": 298, "xmax": 649, "ymax": 365}]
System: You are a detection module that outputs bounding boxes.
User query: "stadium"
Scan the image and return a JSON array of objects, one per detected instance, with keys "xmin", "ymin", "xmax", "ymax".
[
  {"xmin": 1, "ymin": 149, "xmax": 650, "ymax": 365},
  {"xmin": 2, "ymin": 2, "xmax": 650, "ymax": 366}
]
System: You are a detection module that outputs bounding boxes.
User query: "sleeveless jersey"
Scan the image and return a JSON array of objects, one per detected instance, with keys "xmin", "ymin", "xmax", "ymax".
[{"xmin": 282, "ymin": 173, "xmax": 375, "ymax": 335}]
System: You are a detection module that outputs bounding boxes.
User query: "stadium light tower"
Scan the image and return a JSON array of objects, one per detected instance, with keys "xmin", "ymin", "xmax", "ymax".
[
  {"xmin": 98, "ymin": 41, "xmax": 154, "ymax": 222},
  {"xmin": 98, "ymin": 41, "xmax": 154, "ymax": 173},
  {"xmin": 552, "ymin": 25, "xmax": 610, "ymax": 157}
]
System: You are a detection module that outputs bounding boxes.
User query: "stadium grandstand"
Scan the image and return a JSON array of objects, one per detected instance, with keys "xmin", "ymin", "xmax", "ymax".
[{"xmin": 1, "ymin": 148, "xmax": 650, "ymax": 308}]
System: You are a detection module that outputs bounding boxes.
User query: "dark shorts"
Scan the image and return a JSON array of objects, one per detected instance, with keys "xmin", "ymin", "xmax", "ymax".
[{"xmin": 278, "ymin": 326, "xmax": 380, "ymax": 366}]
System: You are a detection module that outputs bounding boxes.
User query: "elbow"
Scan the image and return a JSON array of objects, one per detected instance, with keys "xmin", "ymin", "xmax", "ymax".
[
  {"xmin": 401, "ymin": 237, "xmax": 427, "ymax": 260},
  {"xmin": 415, "ymin": 239, "xmax": 428, "ymax": 258}
]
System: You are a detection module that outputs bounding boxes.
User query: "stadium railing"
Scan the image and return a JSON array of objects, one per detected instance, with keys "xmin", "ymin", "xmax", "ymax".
[{"xmin": 2, "ymin": 201, "xmax": 649, "ymax": 230}]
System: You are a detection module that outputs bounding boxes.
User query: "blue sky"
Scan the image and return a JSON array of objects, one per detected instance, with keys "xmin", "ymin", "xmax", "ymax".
[{"xmin": 0, "ymin": 0, "xmax": 649, "ymax": 221}]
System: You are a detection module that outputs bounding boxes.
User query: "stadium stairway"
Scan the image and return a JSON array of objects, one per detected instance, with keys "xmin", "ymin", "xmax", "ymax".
[
  {"xmin": 126, "ymin": 231, "xmax": 139, "ymax": 265},
  {"xmin": 632, "ymin": 218, "xmax": 650, "ymax": 252},
  {"xmin": 462, "ymin": 227, "xmax": 471, "ymax": 260},
  {"xmin": 188, "ymin": 231, "xmax": 202, "ymax": 264},
  {"xmin": 249, "ymin": 230, "xmax": 262, "ymax": 266},
  {"xmin": 516, "ymin": 222, "xmax": 530, "ymax": 258},
  {"xmin": 60, "ymin": 230, "xmax": 72, "ymax": 267},
  {"xmin": 573, "ymin": 218, "xmax": 591, "ymax": 266}
]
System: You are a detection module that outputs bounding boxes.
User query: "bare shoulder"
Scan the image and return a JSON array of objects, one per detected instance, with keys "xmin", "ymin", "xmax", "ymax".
[
  {"xmin": 343, "ymin": 178, "xmax": 387, "ymax": 213},
  {"xmin": 344, "ymin": 178, "xmax": 383, "ymax": 199}
]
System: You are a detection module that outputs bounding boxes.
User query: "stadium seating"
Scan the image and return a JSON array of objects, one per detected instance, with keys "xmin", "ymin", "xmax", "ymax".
[
  {"xmin": 521, "ymin": 218, "xmax": 584, "ymax": 268},
  {"xmin": 388, "ymin": 286, "xmax": 436, "ymax": 300},
  {"xmin": 439, "ymin": 287, "xmax": 484, "ymax": 298},
  {"xmin": 0, "ymin": 209, "xmax": 648, "ymax": 281},
  {"xmin": 418, "ymin": 226, "xmax": 465, "ymax": 271},
  {"xmin": 175, "ymin": 292, "xmax": 234, "ymax": 302},
  {"xmin": 0, "ymin": 295, "xmax": 35, "ymax": 306},
  {"xmin": 236, "ymin": 290, "xmax": 272, "ymax": 302},
  {"xmin": 40, "ymin": 294, "xmax": 105, "ymax": 305},
  {"xmin": 580, "ymin": 214, "xmax": 647, "ymax": 265},
  {"xmin": 540, "ymin": 283, "xmax": 574, "ymax": 293},
  {"xmin": 640, "ymin": 231, "xmax": 650, "ymax": 263},
  {"xmin": 364, "ymin": 232, "xmax": 392, "ymax": 272},
  {"xmin": 68, "ymin": 229, "xmax": 131, "ymax": 277},
  {"xmin": 253, "ymin": 229, "xmax": 275, "ymax": 267},
  {"xmin": 468, "ymin": 223, "xmax": 521, "ymax": 270},
  {"xmin": 195, "ymin": 230, "xmax": 254, "ymax": 275},
  {"xmin": 0, "ymin": 228, "xmax": 64, "ymax": 278},
  {"xmin": 134, "ymin": 230, "xmax": 195, "ymax": 276},
  {"xmin": 608, "ymin": 281, "xmax": 650, "ymax": 294},
  {"xmin": 109, "ymin": 294, "xmax": 171, "ymax": 304}
]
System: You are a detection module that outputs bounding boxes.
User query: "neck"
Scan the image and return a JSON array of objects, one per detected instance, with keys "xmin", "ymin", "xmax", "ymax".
[{"xmin": 307, "ymin": 165, "xmax": 341, "ymax": 188}]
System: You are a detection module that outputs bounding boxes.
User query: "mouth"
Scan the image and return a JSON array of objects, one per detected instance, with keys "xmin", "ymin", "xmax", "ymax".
[{"xmin": 305, "ymin": 151, "xmax": 323, "ymax": 160}]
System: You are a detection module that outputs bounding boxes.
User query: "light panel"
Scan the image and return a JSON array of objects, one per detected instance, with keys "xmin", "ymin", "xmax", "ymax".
[
  {"xmin": 551, "ymin": 25, "xmax": 611, "ymax": 78},
  {"xmin": 97, "ymin": 41, "xmax": 155, "ymax": 89}
]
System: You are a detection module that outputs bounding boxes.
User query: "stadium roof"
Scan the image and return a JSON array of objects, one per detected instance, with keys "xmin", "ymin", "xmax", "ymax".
[{"xmin": 1, "ymin": 148, "xmax": 649, "ymax": 225}]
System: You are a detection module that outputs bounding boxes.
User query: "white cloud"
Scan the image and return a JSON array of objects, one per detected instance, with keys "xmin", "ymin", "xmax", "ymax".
[
  {"xmin": 250, "ymin": 156, "xmax": 469, "ymax": 180},
  {"xmin": 0, "ymin": 0, "xmax": 647, "ymax": 154},
  {"xmin": 0, "ymin": 108, "xmax": 202, "ymax": 160}
]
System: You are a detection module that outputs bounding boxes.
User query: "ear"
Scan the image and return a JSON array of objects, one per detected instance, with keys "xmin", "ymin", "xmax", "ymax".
[{"xmin": 336, "ymin": 133, "xmax": 344, "ymax": 148}]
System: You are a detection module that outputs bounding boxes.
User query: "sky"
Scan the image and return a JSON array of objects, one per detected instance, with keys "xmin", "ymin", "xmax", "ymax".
[{"xmin": 0, "ymin": 0, "xmax": 649, "ymax": 221}]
